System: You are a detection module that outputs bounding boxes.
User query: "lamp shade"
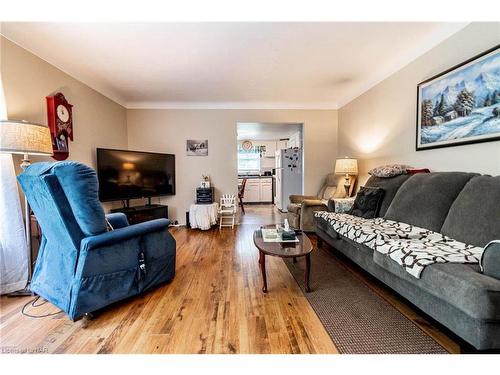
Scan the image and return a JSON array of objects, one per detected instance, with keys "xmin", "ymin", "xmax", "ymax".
[
  {"xmin": 335, "ymin": 157, "xmax": 358, "ymax": 175},
  {"xmin": 0, "ymin": 120, "xmax": 53, "ymax": 156}
]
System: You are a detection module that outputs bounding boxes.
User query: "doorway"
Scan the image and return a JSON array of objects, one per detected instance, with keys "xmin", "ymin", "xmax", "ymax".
[{"xmin": 236, "ymin": 122, "xmax": 304, "ymax": 225}]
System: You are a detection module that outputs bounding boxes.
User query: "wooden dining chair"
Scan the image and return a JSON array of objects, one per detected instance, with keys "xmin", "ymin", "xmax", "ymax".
[{"xmin": 238, "ymin": 178, "xmax": 247, "ymax": 214}]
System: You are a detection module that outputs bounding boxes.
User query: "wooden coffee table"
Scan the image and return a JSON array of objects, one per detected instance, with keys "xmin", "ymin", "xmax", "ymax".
[{"xmin": 253, "ymin": 227, "xmax": 313, "ymax": 293}]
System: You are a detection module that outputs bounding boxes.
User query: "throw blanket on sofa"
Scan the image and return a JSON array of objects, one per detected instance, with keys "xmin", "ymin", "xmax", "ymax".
[{"xmin": 315, "ymin": 212, "xmax": 483, "ymax": 278}]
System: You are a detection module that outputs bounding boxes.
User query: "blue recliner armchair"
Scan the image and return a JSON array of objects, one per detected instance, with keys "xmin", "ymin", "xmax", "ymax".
[{"xmin": 17, "ymin": 161, "xmax": 176, "ymax": 320}]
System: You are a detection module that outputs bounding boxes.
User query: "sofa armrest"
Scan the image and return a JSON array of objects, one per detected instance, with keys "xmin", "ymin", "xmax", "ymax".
[
  {"xmin": 81, "ymin": 218, "xmax": 170, "ymax": 251},
  {"xmin": 480, "ymin": 241, "xmax": 500, "ymax": 279},
  {"xmin": 289, "ymin": 194, "xmax": 318, "ymax": 204},
  {"xmin": 299, "ymin": 201, "xmax": 328, "ymax": 232},
  {"xmin": 302, "ymin": 199, "xmax": 326, "ymax": 207},
  {"xmin": 105, "ymin": 213, "xmax": 130, "ymax": 229}
]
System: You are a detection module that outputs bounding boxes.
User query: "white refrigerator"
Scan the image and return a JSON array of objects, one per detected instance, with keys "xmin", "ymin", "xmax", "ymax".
[{"xmin": 275, "ymin": 148, "xmax": 303, "ymax": 212}]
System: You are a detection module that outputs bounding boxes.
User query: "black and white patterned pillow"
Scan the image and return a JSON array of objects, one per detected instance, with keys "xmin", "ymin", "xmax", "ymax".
[
  {"xmin": 348, "ymin": 186, "xmax": 385, "ymax": 219},
  {"xmin": 368, "ymin": 164, "xmax": 412, "ymax": 178}
]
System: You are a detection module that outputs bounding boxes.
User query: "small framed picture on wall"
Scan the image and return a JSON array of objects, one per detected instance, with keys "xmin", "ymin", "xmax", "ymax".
[{"xmin": 186, "ymin": 139, "xmax": 208, "ymax": 156}]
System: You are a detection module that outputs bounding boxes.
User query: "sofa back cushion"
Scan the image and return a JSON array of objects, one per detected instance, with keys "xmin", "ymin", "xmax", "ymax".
[
  {"xmin": 364, "ymin": 174, "xmax": 411, "ymax": 217},
  {"xmin": 441, "ymin": 175, "xmax": 500, "ymax": 247},
  {"xmin": 384, "ymin": 172, "xmax": 477, "ymax": 232}
]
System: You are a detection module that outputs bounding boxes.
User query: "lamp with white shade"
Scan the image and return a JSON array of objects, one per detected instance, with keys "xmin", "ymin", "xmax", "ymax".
[
  {"xmin": 335, "ymin": 157, "xmax": 358, "ymax": 197},
  {"xmin": 0, "ymin": 120, "xmax": 53, "ymax": 295}
]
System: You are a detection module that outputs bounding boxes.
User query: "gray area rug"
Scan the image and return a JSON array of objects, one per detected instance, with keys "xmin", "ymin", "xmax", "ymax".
[{"xmin": 284, "ymin": 247, "xmax": 448, "ymax": 354}]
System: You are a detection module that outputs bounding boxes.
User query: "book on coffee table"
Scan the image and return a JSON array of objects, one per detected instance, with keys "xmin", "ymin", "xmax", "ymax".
[{"xmin": 261, "ymin": 228, "xmax": 299, "ymax": 243}]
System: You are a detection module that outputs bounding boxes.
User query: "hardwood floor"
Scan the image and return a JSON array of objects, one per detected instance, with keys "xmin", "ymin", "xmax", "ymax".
[
  {"xmin": 238, "ymin": 204, "xmax": 285, "ymax": 226},
  {"xmin": 0, "ymin": 224, "xmax": 336, "ymax": 354},
  {"xmin": 0, "ymin": 206, "xmax": 459, "ymax": 354}
]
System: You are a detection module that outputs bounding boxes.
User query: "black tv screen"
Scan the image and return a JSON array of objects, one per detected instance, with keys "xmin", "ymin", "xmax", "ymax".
[{"xmin": 96, "ymin": 148, "xmax": 175, "ymax": 202}]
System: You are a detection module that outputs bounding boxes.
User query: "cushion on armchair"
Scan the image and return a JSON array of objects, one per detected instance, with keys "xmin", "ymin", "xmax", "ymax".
[{"xmin": 322, "ymin": 186, "xmax": 337, "ymax": 200}]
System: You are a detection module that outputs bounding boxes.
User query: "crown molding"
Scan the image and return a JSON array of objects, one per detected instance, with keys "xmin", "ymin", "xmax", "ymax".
[
  {"xmin": 3, "ymin": 22, "xmax": 469, "ymax": 112},
  {"xmin": 337, "ymin": 22, "xmax": 470, "ymax": 109},
  {"xmin": 0, "ymin": 32, "xmax": 128, "ymax": 108},
  {"xmin": 125, "ymin": 101, "xmax": 339, "ymax": 110}
]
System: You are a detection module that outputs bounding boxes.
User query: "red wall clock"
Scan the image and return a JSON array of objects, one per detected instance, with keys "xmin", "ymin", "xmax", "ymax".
[{"xmin": 46, "ymin": 92, "xmax": 74, "ymax": 160}]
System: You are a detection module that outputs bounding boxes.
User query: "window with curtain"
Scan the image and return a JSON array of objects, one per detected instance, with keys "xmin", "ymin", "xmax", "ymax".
[{"xmin": 237, "ymin": 146, "xmax": 261, "ymax": 172}]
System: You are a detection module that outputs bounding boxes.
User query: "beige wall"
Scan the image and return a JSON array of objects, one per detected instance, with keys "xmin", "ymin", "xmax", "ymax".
[
  {"xmin": 1, "ymin": 35, "xmax": 338, "ymax": 222},
  {"xmin": 1, "ymin": 36, "xmax": 128, "ymax": 210},
  {"xmin": 127, "ymin": 109, "xmax": 338, "ymax": 223},
  {"xmin": 1, "ymin": 36, "xmax": 127, "ymax": 170},
  {"xmin": 5, "ymin": 23, "xmax": 498, "ymax": 224},
  {"xmin": 338, "ymin": 23, "xmax": 500, "ymax": 185}
]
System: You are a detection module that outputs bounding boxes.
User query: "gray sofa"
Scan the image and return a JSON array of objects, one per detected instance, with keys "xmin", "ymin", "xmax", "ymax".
[{"xmin": 314, "ymin": 172, "xmax": 500, "ymax": 351}]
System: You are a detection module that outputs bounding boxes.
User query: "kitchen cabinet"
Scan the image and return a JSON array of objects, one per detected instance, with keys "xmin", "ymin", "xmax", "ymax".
[
  {"xmin": 259, "ymin": 178, "xmax": 273, "ymax": 202},
  {"xmin": 238, "ymin": 177, "xmax": 272, "ymax": 203},
  {"xmin": 243, "ymin": 180, "xmax": 260, "ymax": 202}
]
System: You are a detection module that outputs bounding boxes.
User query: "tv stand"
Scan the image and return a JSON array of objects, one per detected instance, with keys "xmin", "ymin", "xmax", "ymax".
[
  {"xmin": 111, "ymin": 204, "xmax": 168, "ymax": 225},
  {"xmin": 120, "ymin": 197, "xmax": 156, "ymax": 210}
]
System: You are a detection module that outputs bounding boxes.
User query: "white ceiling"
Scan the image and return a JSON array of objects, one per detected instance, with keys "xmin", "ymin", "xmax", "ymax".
[
  {"xmin": 237, "ymin": 122, "xmax": 302, "ymax": 141},
  {"xmin": 0, "ymin": 22, "xmax": 467, "ymax": 109}
]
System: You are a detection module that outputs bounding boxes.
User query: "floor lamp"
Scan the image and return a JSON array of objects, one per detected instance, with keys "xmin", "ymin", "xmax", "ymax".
[{"xmin": 0, "ymin": 120, "xmax": 53, "ymax": 295}]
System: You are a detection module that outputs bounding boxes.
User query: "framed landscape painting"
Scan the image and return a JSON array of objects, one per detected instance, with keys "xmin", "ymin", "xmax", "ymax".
[{"xmin": 416, "ymin": 45, "xmax": 500, "ymax": 151}]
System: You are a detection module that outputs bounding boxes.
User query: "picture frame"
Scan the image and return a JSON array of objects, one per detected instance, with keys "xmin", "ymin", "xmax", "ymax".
[
  {"xmin": 416, "ymin": 44, "xmax": 500, "ymax": 151},
  {"xmin": 186, "ymin": 139, "xmax": 208, "ymax": 156}
]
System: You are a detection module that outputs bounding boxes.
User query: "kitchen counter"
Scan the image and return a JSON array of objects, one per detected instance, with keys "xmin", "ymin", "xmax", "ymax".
[{"xmin": 238, "ymin": 175, "xmax": 273, "ymax": 179}]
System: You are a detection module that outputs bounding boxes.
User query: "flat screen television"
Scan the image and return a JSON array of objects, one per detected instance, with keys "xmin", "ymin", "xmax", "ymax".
[{"xmin": 96, "ymin": 148, "xmax": 175, "ymax": 202}]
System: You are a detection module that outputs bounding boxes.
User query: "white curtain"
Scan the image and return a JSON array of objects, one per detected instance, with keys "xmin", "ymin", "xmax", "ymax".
[{"xmin": 0, "ymin": 72, "xmax": 28, "ymax": 294}]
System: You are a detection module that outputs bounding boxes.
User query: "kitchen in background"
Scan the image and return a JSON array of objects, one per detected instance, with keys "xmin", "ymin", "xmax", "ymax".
[{"xmin": 237, "ymin": 122, "xmax": 303, "ymax": 212}]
